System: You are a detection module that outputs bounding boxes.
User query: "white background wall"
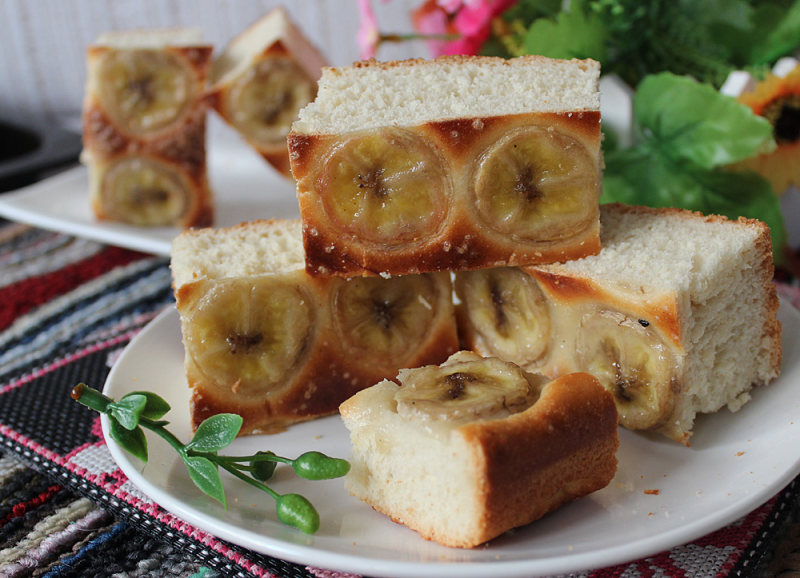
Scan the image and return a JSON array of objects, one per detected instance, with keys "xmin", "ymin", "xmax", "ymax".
[{"xmin": 0, "ymin": 0, "xmax": 429, "ymax": 131}]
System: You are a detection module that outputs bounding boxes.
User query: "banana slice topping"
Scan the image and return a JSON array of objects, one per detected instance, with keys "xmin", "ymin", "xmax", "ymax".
[
  {"xmin": 100, "ymin": 156, "xmax": 191, "ymax": 226},
  {"xmin": 472, "ymin": 126, "xmax": 597, "ymax": 241},
  {"xmin": 394, "ymin": 353, "xmax": 541, "ymax": 423},
  {"xmin": 333, "ymin": 273, "xmax": 441, "ymax": 368},
  {"xmin": 184, "ymin": 278, "xmax": 314, "ymax": 399},
  {"xmin": 455, "ymin": 267, "xmax": 550, "ymax": 366},
  {"xmin": 97, "ymin": 49, "xmax": 195, "ymax": 135},
  {"xmin": 576, "ymin": 309, "xmax": 677, "ymax": 430},
  {"xmin": 227, "ymin": 57, "xmax": 316, "ymax": 148},
  {"xmin": 318, "ymin": 128, "xmax": 450, "ymax": 246}
]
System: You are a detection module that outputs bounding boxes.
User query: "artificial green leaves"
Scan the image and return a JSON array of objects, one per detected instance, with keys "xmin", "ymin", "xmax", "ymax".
[
  {"xmin": 72, "ymin": 384, "xmax": 349, "ymax": 533},
  {"xmin": 632, "ymin": 73, "xmax": 775, "ymax": 168},
  {"xmin": 496, "ymin": 0, "xmax": 800, "ymax": 87},
  {"xmin": 522, "ymin": 0, "xmax": 607, "ymax": 61},
  {"xmin": 602, "ymin": 73, "xmax": 787, "ymax": 257}
]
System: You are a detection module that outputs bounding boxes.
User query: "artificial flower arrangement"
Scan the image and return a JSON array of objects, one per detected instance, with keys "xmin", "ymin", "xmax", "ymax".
[{"xmin": 358, "ymin": 0, "xmax": 800, "ymax": 269}]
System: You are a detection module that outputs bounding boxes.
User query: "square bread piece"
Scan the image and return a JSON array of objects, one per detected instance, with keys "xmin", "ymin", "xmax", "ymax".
[
  {"xmin": 339, "ymin": 351, "xmax": 619, "ymax": 548},
  {"xmin": 207, "ymin": 7, "xmax": 327, "ymax": 177},
  {"xmin": 454, "ymin": 203, "xmax": 782, "ymax": 444},
  {"xmin": 171, "ymin": 219, "xmax": 458, "ymax": 435},
  {"xmin": 288, "ymin": 55, "xmax": 602, "ymax": 277},
  {"xmin": 82, "ymin": 28, "xmax": 213, "ymax": 228}
]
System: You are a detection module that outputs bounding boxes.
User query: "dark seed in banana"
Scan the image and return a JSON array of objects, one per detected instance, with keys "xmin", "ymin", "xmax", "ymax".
[
  {"xmin": 443, "ymin": 372, "xmax": 475, "ymax": 399},
  {"xmin": 226, "ymin": 332, "xmax": 264, "ymax": 355}
]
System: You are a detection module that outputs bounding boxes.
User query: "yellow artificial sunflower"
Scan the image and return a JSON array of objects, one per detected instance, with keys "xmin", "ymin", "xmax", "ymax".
[{"xmin": 736, "ymin": 63, "xmax": 800, "ymax": 194}]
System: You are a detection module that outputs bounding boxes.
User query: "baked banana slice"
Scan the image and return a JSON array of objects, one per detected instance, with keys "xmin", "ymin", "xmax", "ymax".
[
  {"xmin": 471, "ymin": 126, "xmax": 598, "ymax": 241},
  {"xmin": 95, "ymin": 49, "xmax": 196, "ymax": 136},
  {"xmin": 454, "ymin": 267, "xmax": 550, "ymax": 366},
  {"xmin": 575, "ymin": 308, "xmax": 679, "ymax": 430},
  {"xmin": 85, "ymin": 28, "xmax": 210, "ymax": 141},
  {"xmin": 95, "ymin": 156, "xmax": 192, "ymax": 226},
  {"xmin": 208, "ymin": 7, "xmax": 327, "ymax": 177},
  {"xmin": 332, "ymin": 273, "xmax": 449, "ymax": 370},
  {"xmin": 318, "ymin": 128, "xmax": 451, "ymax": 246},
  {"xmin": 181, "ymin": 276, "xmax": 315, "ymax": 401},
  {"xmin": 224, "ymin": 57, "xmax": 315, "ymax": 151},
  {"xmin": 394, "ymin": 351, "xmax": 542, "ymax": 423}
]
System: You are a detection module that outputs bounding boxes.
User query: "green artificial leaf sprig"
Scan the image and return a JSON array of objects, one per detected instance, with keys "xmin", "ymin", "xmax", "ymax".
[
  {"xmin": 71, "ymin": 383, "xmax": 350, "ymax": 534},
  {"xmin": 601, "ymin": 72, "xmax": 788, "ymax": 261}
]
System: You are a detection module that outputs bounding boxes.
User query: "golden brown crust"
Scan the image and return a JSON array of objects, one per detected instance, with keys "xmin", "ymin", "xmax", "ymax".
[
  {"xmin": 290, "ymin": 111, "xmax": 602, "ymax": 277},
  {"xmin": 526, "ymin": 267, "xmax": 683, "ymax": 348},
  {"xmin": 257, "ymin": 147, "xmax": 293, "ymax": 176},
  {"xmin": 751, "ymin": 217, "xmax": 782, "ymax": 381},
  {"xmin": 452, "ymin": 372, "xmax": 618, "ymax": 547},
  {"xmin": 179, "ymin": 272, "xmax": 459, "ymax": 435},
  {"xmin": 348, "ymin": 54, "xmax": 599, "ymax": 73}
]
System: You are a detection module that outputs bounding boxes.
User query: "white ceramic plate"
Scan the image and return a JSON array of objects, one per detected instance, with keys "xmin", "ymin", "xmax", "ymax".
[
  {"xmin": 101, "ymin": 300, "xmax": 800, "ymax": 577},
  {"xmin": 0, "ymin": 124, "xmax": 299, "ymax": 257}
]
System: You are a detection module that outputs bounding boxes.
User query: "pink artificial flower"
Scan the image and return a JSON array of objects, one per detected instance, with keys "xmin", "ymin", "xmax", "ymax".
[
  {"xmin": 412, "ymin": 0, "xmax": 516, "ymax": 57},
  {"xmin": 412, "ymin": 1, "xmax": 452, "ymax": 56},
  {"xmin": 357, "ymin": 0, "xmax": 381, "ymax": 60}
]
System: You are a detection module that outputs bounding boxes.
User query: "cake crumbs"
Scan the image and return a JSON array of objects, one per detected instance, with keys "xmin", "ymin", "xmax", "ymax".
[
  {"xmin": 644, "ymin": 489, "xmax": 660, "ymax": 495},
  {"xmin": 735, "ymin": 451, "xmax": 745, "ymax": 456}
]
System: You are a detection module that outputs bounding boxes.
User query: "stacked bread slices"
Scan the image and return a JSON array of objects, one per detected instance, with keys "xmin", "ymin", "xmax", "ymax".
[
  {"xmin": 82, "ymin": 27, "xmax": 214, "ymax": 228},
  {"xmin": 171, "ymin": 53, "xmax": 782, "ymax": 548},
  {"xmin": 82, "ymin": 7, "xmax": 326, "ymax": 228}
]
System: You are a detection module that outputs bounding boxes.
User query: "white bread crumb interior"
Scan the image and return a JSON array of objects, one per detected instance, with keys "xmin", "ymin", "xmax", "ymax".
[
  {"xmin": 170, "ymin": 219, "xmax": 304, "ymax": 288},
  {"xmin": 293, "ymin": 55, "xmax": 600, "ymax": 133},
  {"xmin": 94, "ymin": 28, "xmax": 205, "ymax": 48},
  {"xmin": 540, "ymin": 204, "xmax": 780, "ymax": 430},
  {"xmin": 342, "ymin": 378, "xmax": 484, "ymax": 544}
]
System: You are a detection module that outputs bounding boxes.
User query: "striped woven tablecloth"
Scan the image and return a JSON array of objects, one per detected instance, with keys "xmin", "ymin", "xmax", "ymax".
[{"xmin": 1, "ymin": 219, "xmax": 800, "ymax": 578}]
